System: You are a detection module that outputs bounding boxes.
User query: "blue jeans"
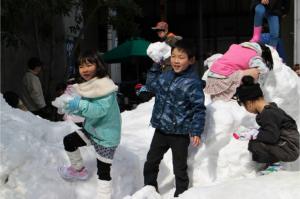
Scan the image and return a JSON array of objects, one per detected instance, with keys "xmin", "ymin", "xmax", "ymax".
[
  {"xmin": 254, "ymin": 4, "xmax": 279, "ymax": 47},
  {"xmin": 261, "ymin": 33, "xmax": 287, "ymax": 63}
]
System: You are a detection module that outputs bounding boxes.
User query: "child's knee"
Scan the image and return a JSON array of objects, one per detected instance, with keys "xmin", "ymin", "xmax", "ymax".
[{"xmin": 255, "ymin": 4, "xmax": 266, "ymax": 16}]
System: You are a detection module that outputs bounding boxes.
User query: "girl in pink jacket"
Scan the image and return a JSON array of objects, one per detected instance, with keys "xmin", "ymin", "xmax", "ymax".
[{"xmin": 204, "ymin": 42, "xmax": 273, "ymax": 101}]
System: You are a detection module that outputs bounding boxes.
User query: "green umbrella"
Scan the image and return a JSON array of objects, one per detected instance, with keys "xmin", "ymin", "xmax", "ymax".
[{"xmin": 103, "ymin": 38, "xmax": 151, "ymax": 63}]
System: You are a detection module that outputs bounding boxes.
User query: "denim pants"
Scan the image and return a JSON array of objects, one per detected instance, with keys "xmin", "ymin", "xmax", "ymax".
[{"xmin": 254, "ymin": 4, "xmax": 279, "ymax": 47}]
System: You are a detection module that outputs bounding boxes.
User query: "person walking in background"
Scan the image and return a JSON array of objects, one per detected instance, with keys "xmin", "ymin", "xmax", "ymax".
[
  {"xmin": 250, "ymin": 0, "xmax": 290, "ymax": 48},
  {"xmin": 21, "ymin": 57, "xmax": 46, "ymax": 117},
  {"xmin": 234, "ymin": 76, "xmax": 299, "ymax": 175},
  {"xmin": 151, "ymin": 21, "xmax": 182, "ymax": 47},
  {"xmin": 57, "ymin": 50, "xmax": 121, "ymax": 199},
  {"xmin": 143, "ymin": 40, "xmax": 206, "ymax": 197},
  {"xmin": 135, "ymin": 21, "xmax": 184, "ymax": 103}
]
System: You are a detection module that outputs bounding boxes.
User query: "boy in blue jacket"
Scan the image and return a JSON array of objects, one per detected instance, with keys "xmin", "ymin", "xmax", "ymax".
[{"xmin": 143, "ymin": 39, "xmax": 206, "ymax": 197}]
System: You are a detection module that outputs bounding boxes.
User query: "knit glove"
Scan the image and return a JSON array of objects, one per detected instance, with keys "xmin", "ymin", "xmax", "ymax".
[
  {"xmin": 233, "ymin": 126, "xmax": 259, "ymax": 141},
  {"xmin": 65, "ymin": 96, "xmax": 81, "ymax": 113}
]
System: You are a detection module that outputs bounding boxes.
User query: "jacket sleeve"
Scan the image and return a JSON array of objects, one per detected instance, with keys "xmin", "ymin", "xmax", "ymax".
[
  {"xmin": 256, "ymin": 109, "xmax": 281, "ymax": 144},
  {"xmin": 29, "ymin": 75, "xmax": 46, "ymax": 108},
  {"xmin": 188, "ymin": 80, "xmax": 206, "ymax": 137},
  {"xmin": 145, "ymin": 63, "xmax": 162, "ymax": 93},
  {"xmin": 76, "ymin": 94, "xmax": 114, "ymax": 118}
]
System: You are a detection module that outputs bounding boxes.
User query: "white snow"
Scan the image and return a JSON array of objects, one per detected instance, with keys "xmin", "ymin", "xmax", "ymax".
[{"xmin": 0, "ymin": 49, "xmax": 300, "ymax": 199}]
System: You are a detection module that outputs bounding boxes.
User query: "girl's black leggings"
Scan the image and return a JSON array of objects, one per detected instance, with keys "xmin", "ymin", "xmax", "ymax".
[{"xmin": 63, "ymin": 132, "xmax": 112, "ymax": 181}]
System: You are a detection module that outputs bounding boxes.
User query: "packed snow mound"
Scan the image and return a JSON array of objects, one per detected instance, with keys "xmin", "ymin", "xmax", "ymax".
[
  {"xmin": 189, "ymin": 47, "xmax": 300, "ymax": 186},
  {"xmin": 147, "ymin": 41, "xmax": 171, "ymax": 63},
  {"xmin": 0, "ymin": 46, "xmax": 299, "ymax": 199},
  {"xmin": 124, "ymin": 47, "xmax": 300, "ymax": 197},
  {"xmin": 180, "ymin": 171, "xmax": 300, "ymax": 199},
  {"xmin": 0, "ymin": 96, "xmax": 81, "ymax": 198}
]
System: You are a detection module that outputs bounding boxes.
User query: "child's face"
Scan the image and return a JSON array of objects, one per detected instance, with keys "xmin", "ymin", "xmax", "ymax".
[
  {"xmin": 156, "ymin": 30, "xmax": 167, "ymax": 39},
  {"xmin": 79, "ymin": 61, "xmax": 97, "ymax": 81},
  {"xmin": 171, "ymin": 48, "xmax": 194, "ymax": 73},
  {"xmin": 295, "ymin": 69, "xmax": 300, "ymax": 77}
]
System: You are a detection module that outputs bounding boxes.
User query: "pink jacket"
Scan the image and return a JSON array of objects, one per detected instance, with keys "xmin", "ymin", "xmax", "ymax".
[{"xmin": 210, "ymin": 44, "xmax": 258, "ymax": 76}]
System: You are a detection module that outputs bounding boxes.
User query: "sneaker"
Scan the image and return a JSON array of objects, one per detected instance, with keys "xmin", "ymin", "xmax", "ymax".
[
  {"xmin": 258, "ymin": 163, "xmax": 283, "ymax": 175},
  {"xmin": 58, "ymin": 166, "xmax": 88, "ymax": 181}
]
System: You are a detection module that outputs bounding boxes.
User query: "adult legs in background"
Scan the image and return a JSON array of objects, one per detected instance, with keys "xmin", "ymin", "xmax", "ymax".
[
  {"xmin": 267, "ymin": 14, "xmax": 280, "ymax": 47},
  {"xmin": 250, "ymin": 4, "xmax": 266, "ymax": 42}
]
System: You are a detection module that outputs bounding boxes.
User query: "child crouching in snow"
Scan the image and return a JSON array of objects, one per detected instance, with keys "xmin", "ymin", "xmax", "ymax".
[
  {"xmin": 234, "ymin": 76, "xmax": 299, "ymax": 175},
  {"xmin": 57, "ymin": 50, "xmax": 121, "ymax": 199}
]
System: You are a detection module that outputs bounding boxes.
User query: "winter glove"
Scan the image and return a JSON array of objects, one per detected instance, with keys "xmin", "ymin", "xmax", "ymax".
[
  {"xmin": 52, "ymin": 94, "xmax": 73, "ymax": 109},
  {"xmin": 233, "ymin": 127, "xmax": 259, "ymax": 141},
  {"xmin": 136, "ymin": 85, "xmax": 149, "ymax": 96},
  {"xmin": 65, "ymin": 96, "xmax": 81, "ymax": 113}
]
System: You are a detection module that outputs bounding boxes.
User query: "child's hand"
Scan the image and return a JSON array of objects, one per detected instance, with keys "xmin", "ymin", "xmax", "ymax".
[
  {"xmin": 245, "ymin": 68, "xmax": 260, "ymax": 80},
  {"xmin": 190, "ymin": 136, "xmax": 201, "ymax": 147},
  {"xmin": 65, "ymin": 96, "xmax": 81, "ymax": 112},
  {"xmin": 233, "ymin": 128, "xmax": 259, "ymax": 141},
  {"xmin": 51, "ymin": 94, "xmax": 73, "ymax": 109}
]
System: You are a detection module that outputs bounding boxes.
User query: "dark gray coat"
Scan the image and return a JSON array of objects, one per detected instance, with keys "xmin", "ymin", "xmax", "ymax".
[{"xmin": 248, "ymin": 102, "xmax": 299, "ymax": 163}]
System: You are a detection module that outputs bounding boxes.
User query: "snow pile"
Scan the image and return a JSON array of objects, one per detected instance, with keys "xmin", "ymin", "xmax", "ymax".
[
  {"xmin": 146, "ymin": 42, "xmax": 171, "ymax": 63},
  {"xmin": 187, "ymin": 48, "xmax": 300, "ymax": 188},
  {"xmin": 0, "ymin": 48, "xmax": 299, "ymax": 199}
]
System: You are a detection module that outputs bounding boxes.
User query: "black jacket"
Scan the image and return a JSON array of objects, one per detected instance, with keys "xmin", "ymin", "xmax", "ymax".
[
  {"xmin": 255, "ymin": 102, "xmax": 299, "ymax": 161},
  {"xmin": 251, "ymin": 0, "xmax": 290, "ymax": 16}
]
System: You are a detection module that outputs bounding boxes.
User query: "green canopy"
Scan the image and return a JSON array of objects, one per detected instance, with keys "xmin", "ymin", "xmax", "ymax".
[{"xmin": 103, "ymin": 38, "xmax": 151, "ymax": 63}]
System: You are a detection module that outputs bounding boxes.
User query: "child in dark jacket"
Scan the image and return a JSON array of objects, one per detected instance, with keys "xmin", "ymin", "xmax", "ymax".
[
  {"xmin": 143, "ymin": 39, "xmax": 206, "ymax": 197},
  {"xmin": 234, "ymin": 76, "xmax": 299, "ymax": 175}
]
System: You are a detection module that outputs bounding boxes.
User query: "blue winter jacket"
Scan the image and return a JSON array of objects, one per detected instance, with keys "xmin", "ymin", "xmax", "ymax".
[{"xmin": 146, "ymin": 63, "xmax": 206, "ymax": 137}]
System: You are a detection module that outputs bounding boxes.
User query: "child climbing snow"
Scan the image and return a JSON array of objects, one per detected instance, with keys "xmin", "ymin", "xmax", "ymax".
[
  {"xmin": 204, "ymin": 41, "xmax": 273, "ymax": 101},
  {"xmin": 56, "ymin": 50, "xmax": 121, "ymax": 199}
]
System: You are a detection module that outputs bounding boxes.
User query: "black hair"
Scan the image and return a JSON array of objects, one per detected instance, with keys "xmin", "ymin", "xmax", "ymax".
[
  {"xmin": 235, "ymin": 76, "xmax": 263, "ymax": 105},
  {"xmin": 3, "ymin": 91, "xmax": 20, "ymax": 108},
  {"xmin": 27, "ymin": 57, "xmax": 43, "ymax": 70},
  {"xmin": 77, "ymin": 50, "xmax": 108, "ymax": 79},
  {"xmin": 257, "ymin": 42, "xmax": 273, "ymax": 71},
  {"xmin": 67, "ymin": 73, "xmax": 84, "ymax": 84},
  {"xmin": 55, "ymin": 82, "xmax": 67, "ymax": 92},
  {"xmin": 171, "ymin": 39, "xmax": 196, "ymax": 59}
]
